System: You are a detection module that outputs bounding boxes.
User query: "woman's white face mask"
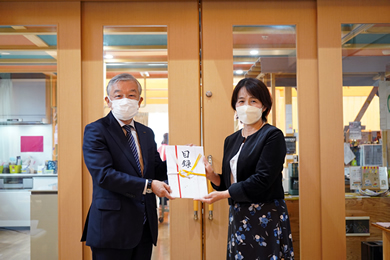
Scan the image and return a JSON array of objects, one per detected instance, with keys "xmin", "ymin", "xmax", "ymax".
[
  {"xmin": 236, "ymin": 105, "xmax": 263, "ymax": 125},
  {"xmin": 108, "ymin": 96, "xmax": 139, "ymax": 121}
]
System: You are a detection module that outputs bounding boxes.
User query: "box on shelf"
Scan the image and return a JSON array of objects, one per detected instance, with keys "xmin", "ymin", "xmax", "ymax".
[{"xmin": 10, "ymin": 165, "xmax": 22, "ymax": 174}]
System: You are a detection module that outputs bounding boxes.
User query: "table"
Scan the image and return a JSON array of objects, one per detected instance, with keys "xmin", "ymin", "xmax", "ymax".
[{"xmin": 372, "ymin": 223, "xmax": 390, "ymax": 260}]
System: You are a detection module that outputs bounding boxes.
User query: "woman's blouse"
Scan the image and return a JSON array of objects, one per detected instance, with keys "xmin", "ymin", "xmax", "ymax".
[{"xmin": 230, "ymin": 143, "xmax": 244, "ymax": 184}]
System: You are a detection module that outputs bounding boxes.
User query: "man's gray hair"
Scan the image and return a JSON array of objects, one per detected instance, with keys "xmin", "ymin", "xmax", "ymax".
[{"xmin": 106, "ymin": 73, "xmax": 142, "ymax": 97}]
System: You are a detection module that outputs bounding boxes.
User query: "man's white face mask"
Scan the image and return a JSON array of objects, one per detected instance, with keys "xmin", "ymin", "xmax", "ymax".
[
  {"xmin": 236, "ymin": 105, "xmax": 263, "ymax": 125},
  {"xmin": 108, "ymin": 96, "xmax": 139, "ymax": 121}
]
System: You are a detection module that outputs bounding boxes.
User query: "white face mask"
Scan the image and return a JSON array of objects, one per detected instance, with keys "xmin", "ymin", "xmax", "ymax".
[
  {"xmin": 108, "ymin": 97, "xmax": 139, "ymax": 121},
  {"xmin": 236, "ymin": 105, "xmax": 263, "ymax": 125}
]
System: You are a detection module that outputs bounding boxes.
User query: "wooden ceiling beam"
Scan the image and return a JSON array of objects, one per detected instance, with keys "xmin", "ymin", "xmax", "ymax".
[
  {"xmin": 105, "ymin": 57, "xmax": 167, "ymax": 63},
  {"xmin": 0, "ymin": 46, "xmax": 57, "ymax": 51},
  {"xmin": 0, "ymin": 65, "xmax": 56, "ymax": 73},
  {"xmin": 233, "ymin": 26, "xmax": 295, "ymax": 34},
  {"xmin": 103, "ymin": 27, "xmax": 167, "ymax": 35},
  {"xmin": 343, "ymin": 44, "xmax": 390, "ymax": 49},
  {"xmin": 106, "ymin": 67, "xmax": 166, "ymax": 72},
  {"xmin": 0, "ymin": 27, "xmax": 56, "ymax": 35},
  {"xmin": 0, "ymin": 59, "xmax": 56, "ymax": 64},
  {"xmin": 104, "ymin": 45, "xmax": 167, "ymax": 51}
]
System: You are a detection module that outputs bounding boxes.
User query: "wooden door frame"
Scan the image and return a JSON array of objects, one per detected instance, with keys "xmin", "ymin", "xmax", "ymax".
[
  {"xmin": 0, "ymin": 2, "xmax": 83, "ymax": 259},
  {"xmin": 202, "ymin": 0, "xmax": 320, "ymax": 259},
  {"xmin": 317, "ymin": 0, "xmax": 390, "ymax": 259},
  {"xmin": 81, "ymin": 1, "xmax": 200, "ymax": 259}
]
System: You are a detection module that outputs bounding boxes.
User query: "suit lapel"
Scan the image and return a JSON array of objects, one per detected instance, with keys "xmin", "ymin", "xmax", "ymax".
[
  {"xmin": 104, "ymin": 112, "xmax": 142, "ymax": 176},
  {"xmin": 135, "ymin": 121, "xmax": 149, "ymax": 177}
]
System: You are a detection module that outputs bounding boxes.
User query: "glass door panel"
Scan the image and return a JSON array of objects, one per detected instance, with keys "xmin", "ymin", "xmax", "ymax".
[
  {"xmin": 342, "ymin": 23, "xmax": 390, "ymax": 259},
  {"xmin": 102, "ymin": 25, "xmax": 170, "ymax": 259},
  {"xmin": 103, "ymin": 25, "xmax": 168, "ymax": 144},
  {"xmin": 0, "ymin": 25, "xmax": 58, "ymax": 259},
  {"xmin": 232, "ymin": 24, "xmax": 300, "ymax": 259}
]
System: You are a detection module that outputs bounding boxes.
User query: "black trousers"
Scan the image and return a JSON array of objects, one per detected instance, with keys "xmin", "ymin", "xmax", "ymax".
[{"xmin": 91, "ymin": 221, "xmax": 153, "ymax": 260}]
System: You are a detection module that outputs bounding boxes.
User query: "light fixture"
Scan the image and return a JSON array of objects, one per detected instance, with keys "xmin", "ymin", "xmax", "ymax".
[
  {"xmin": 1, "ymin": 52, "xmax": 10, "ymax": 55},
  {"xmin": 104, "ymin": 54, "xmax": 113, "ymax": 59},
  {"xmin": 140, "ymin": 71, "xmax": 150, "ymax": 77},
  {"xmin": 382, "ymin": 50, "xmax": 390, "ymax": 55},
  {"xmin": 250, "ymin": 50, "xmax": 259, "ymax": 55},
  {"xmin": 235, "ymin": 70, "xmax": 244, "ymax": 75}
]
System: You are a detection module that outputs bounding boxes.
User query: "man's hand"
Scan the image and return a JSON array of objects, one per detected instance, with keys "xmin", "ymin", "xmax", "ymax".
[
  {"xmin": 151, "ymin": 180, "xmax": 174, "ymax": 200},
  {"xmin": 196, "ymin": 190, "xmax": 230, "ymax": 204}
]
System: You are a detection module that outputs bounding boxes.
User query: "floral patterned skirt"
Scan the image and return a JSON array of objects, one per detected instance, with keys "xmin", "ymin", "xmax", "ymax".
[{"xmin": 227, "ymin": 199, "xmax": 294, "ymax": 260}]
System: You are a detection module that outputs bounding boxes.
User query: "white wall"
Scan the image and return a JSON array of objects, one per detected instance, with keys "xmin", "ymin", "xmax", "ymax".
[{"xmin": 0, "ymin": 124, "xmax": 53, "ymax": 168}]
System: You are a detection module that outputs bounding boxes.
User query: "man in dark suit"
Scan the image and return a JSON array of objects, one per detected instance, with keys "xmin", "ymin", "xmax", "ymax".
[{"xmin": 81, "ymin": 73, "xmax": 173, "ymax": 260}]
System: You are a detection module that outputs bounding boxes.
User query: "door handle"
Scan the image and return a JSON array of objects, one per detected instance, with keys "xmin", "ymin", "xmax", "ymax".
[
  {"xmin": 207, "ymin": 181, "xmax": 214, "ymax": 220},
  {"xmin": 193, "ymin": 201, "xmax": 198, "ymax": 220},
  {"xmin": 207, "ymin": 155, "xmax": 213, "ymax": 220},
  {"xmin": 207, "ymin": 155, "xmax": 213, "ymax": 166}
]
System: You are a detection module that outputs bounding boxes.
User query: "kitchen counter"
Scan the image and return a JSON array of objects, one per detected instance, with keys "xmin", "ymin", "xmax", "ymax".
[
  {"xmin": 31, "ymin": 190, "xmax": 57, "ymax": 194},
  {"xmin": 0, "ymin": 174, "xmax": 57, "ymax": 177},
  {"xmin": 0, "ymin": 175, "xmax": 58, "ymax": 227}
]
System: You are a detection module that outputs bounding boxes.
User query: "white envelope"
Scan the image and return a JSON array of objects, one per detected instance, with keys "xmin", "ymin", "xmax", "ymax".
[{"xmin": 166, "ymin": 145, "xmax": 208, "ymax": 199}]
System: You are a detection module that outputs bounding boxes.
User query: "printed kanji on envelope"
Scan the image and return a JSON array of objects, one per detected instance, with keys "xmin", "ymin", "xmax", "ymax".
[{"xmin": 166, "ymin": 145, "xmax": 208, "ymax": 199}]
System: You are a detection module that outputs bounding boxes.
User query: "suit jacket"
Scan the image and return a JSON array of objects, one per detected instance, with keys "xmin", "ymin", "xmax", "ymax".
[
  {"xmin": 212, "ymin": 124, "xmax": 286, "ymax": 204},
  {"xmin": 81, "ymin": 112, "xmax": 167, "ymax": 249}
]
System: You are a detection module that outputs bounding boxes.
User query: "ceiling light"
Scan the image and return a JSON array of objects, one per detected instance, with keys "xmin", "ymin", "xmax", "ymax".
[
  {"xmin": 382, "ymin": 50, "xmax": 390, "ymax": 55},
  {"xmin": 148, "ymin": 63, "xmax": 166, "ymax": 66},
  {"xmin": 235, "ymin": 70, "xmax": 244, "ymax": 75},
  {"xmin": 140, "ymin": 72, "xmax": 150, "ymax": 77},
  {"xmin": 104, "ymin": 54, "xmax": 113, "ymax": 59},
  {"xmin": 250, "ymin": 50, "xmax": 259, "ymax": 55},
  {"xmin": 1, "ymin": 52, "xmax": 10, "ymax": 55}
]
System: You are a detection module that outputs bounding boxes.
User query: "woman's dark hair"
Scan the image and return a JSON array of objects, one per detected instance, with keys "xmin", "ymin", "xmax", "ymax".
[{"xmin": 231, "ymin": 78, "xmax": 272, "ymax": 122}]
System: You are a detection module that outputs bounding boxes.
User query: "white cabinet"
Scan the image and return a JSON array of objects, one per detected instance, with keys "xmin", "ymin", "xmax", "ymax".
[
  {"xmin": 0, "ymin": 175, "xmax": 57, "ymax": 227},
  {"xmin": 33, "ymin": 176, "xmax": 58, "ymax": 190},
  {"xmin": 0, "ymin": 190, "xmax": 30, "ymax": 227},
  {"xmin": 30, "ymin": 191, "xmax": 58, "ymax": 260}
]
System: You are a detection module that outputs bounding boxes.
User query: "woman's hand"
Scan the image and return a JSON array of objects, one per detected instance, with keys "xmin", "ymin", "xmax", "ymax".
[
  {"xmin": 196, "ymin": 190, "xmax": 230, "ymax": 204},
  {"xmin": 203, "ymin": 156, "xmax": 220, "ymax": 186}
]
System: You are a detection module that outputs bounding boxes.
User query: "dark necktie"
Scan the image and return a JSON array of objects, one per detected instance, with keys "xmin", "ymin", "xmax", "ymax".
[
  {"xmin": 123, "ymin": 125, "xmax": 141, "ymax": 174},
  {"xmin": 123, "ymin": 124, "xmax": 147, "ymax": 224}
]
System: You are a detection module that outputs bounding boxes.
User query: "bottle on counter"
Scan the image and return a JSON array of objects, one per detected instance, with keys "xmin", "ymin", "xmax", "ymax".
[{"xmin": 3, "ymin": 164, "xmax": 10, "ymax": 173}]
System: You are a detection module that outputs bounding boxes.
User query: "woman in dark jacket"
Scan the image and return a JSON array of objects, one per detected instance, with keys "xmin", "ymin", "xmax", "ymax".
[{"xmin": 199, "ymin": 78, "xmax": 294, "ymax": 260}]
